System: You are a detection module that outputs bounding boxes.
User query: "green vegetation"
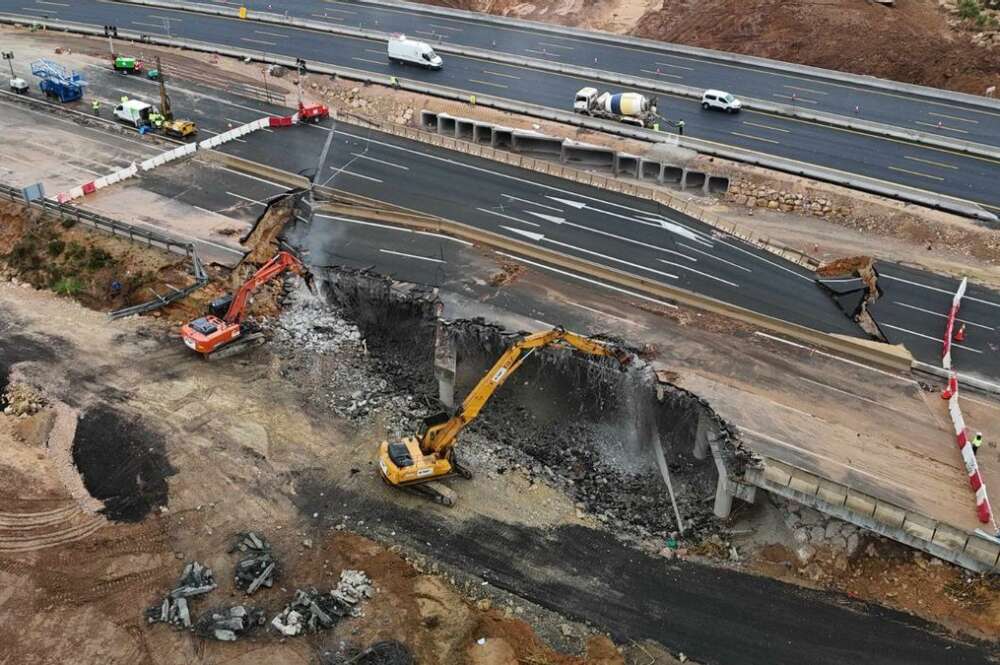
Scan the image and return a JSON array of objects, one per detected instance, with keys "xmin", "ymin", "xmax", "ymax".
[
  {"xmin": 958, "ymin": 0, "xmax": 982, "ymax": 20},
  {"xmin": 52, "ymin": 276, "xmax": 84, "ymax": 296},
  {"xmin": 47, "ymin": 239, "xmax": 65, "ymax": 257}
]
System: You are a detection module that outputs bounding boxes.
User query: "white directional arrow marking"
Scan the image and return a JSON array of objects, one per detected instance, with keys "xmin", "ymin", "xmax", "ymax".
[
  {"xmin": 524, "ymin": 212, "xmax": 565, "ymax": 225},
  {"xmin": 546, "ymin": 196, "xmax": 587, "ymax": 209},
  {"xmin": 504, "ymin": 227, "xmax": 546, "ymax": 242}
]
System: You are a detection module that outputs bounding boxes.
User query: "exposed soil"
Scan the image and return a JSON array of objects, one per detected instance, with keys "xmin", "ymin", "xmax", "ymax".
[{"xmin": 428, "ymin": 0, "xmax": 1000, "ymax": 94}]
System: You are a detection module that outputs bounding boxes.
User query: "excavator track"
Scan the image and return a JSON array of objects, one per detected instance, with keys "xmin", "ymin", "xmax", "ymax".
[
  {"xmin": 410, "ymin": 481, "xmax": 457, "ymax": 507},
  {"xmin": 205, "ymin": 333, "xmax": 265, "ymax": 361}
]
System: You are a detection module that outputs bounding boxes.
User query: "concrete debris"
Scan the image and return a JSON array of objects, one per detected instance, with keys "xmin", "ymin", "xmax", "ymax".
[
  {"xmin": 194, "ymin": 605, "xmax": 266, "ymax": 641},
  {"xmin": 145, "ymin": 561, "xmax": 217, "ymax": 628},
  {"xmin": 1, "ymin": 382, "xmax": 46, "ymax": 416},
  {"xmin": 270, "ymin": 571, "xmax": 374, "ymax": 637},
  {"xmin": 230, "ymin": 531, "xmax": 278, "ymax": 594}
]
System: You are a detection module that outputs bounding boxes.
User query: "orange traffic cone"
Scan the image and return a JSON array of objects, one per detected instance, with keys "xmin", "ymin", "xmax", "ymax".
[{"xmin": 954, "ymin": 323, "xmax": 966, "ymax": 343}]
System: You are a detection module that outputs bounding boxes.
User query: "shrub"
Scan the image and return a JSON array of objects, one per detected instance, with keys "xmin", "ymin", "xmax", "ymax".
[
  {"xmin": 47, "ymin": 239, "xmax": 66, "ymax": 256},
  {"xmin": 60, "ymin": 216, "xmax": 76, "ymax": 229},
  {"xmin": 52, "ymin": 276, "xmax": 84, "ymax": 296},
  {"xmin": 958, "ymin": 0, "xmax": 982, "ymax": 19},
  {"xmin": 86, "ymin": 247, "xmax": 113, "ymax": 270}
]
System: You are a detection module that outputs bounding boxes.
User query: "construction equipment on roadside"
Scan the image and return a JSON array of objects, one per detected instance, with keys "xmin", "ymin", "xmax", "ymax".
[
  {"xmin": 112, "ymin": 55, "xmax": 143, "ymax": 74},
  {"xmin": 377, "ymin": 327, "xmax": 632, "ymax": 506},
  {"xmin": 293, "ymin": 57, "xmax": 329, "ymax": 123},
  {"xmin": 153, "ymin": 56, "xmax": 198, "ymax": 138},
  {"xmin": 30, "ymin": 59, "xmax": 86, "ymax": 103},
  {"xmin": 181, "ymin": 250, "xmax": 315, "ymax": 360}
]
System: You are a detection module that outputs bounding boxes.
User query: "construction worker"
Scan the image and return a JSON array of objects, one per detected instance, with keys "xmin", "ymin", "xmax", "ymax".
[
  {"xmin": 954, "ymin": 323, "xmax": 966, "ymax": 343},
  {"xmin": 92, "ymin": 99, "xmax": 101, "ymax": 116},
  {"xmin": 389, "ymin": 75, "xmax": 399, "ymax": 89},
  {"xmin": 120, "ymin": 95, "xmax": 128, "ymax": 104},
  {"xmin": 677, "ymin": 119, "xmax": 685, "ymax": 136},
  {"xmin": 973, "ymin": 432, "xmax": 983, "ymax": 455}
]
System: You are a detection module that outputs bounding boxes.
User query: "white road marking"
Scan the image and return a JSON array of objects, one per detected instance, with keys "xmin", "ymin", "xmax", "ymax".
[
  {"xmin": 35, "ymin": 0, "xmax": 68, "ymax": 5},
  {"xmin": 654, "ymin": 61, "xmax": 694, "ymax": 71},
  {"xmin": 351, "ymin": 57, "xmax": 387, "ymax": 66},
  {"xmin": 148, "ymin": 14, "xmax": 181, "ymax": 21},
  {"xmin": 640, "ymin": 69, "xmax": 682, "ymax": 80},
  {"xmin": 311, "ymin": 12, "xmax": 344, "ymax": 20},
  {"xmin": 503, "ymin": 227, "xmax": 680, "ymax": 280},
  {"xmin": 783, "ymin": 84, "xmax": 827, "ymax": 96},
  {"xmin": 496, "ymin": 252, "xmax": 678, "ymax": 310},
  {"xmin": 880, "ymin": 323, "xmax": 983, "ymax": 353},
  {"xmin": 468, "ymin": 79, "xmax": 508, "ymax": 89},
  {"xmin": 239, "ymin": 37, "xmax": 277, "ymax": 46},
  {"xmin": 131, "ymin": 21, "xmax": 167, "ymax": 29},
  {"xmin": 880, "ymin": 273, "xmax": 1000, "ymax": 309},
  {"xmin": 430, "ymin": 23, "xmax": 462, "ymax": 32},
  {"xmin": 658, "ymin": 259, "xmax": 738, "ymax": 287},
  {"xmin": 500, "ymin": 194, "xmax": 561, "ymax": 211},
  {"xmin": 754, "ymin": 332, "xmax": 918, "ymax": 384},
  {"xmin": 892, "ymin": 301, "xmax": 994, "ymax": 331},
  {"xmin": 225, "ymin": 191, "xmax": 265, "ymax": 206},
  {"xmin": 538, "ymin": 42, "xmax": 574, "ymax": 50},
  {"xmin": 483, "ymin": 70, "xmax": 521, "ymax": 80},
  {"xmin": 730, "ymin": 131, "xmax": 780, "ymax": 145},
  {"xmin": 315, "ymin": 214, "xmax": 472, "ymax": 245},
  {"xmin": 663, "ymin": 249, "xmax": 696, "ymax": 262},
  {"xmin": 773, "ymin": 93, "xmax": 818, "ymax": 104},
  {"xmin": 565, "ymin": 301, "xmax": 635, "ymax": 324},
  {"xmin": 545, "ymin": 196, "xmax": 706, "ymax": 243},
  {"xmin": 525, "ymin": 211, "xmax": 698, "ymax": 258},
  {"xmin": 525, "ymin": 48, "xmax": 560, "ymax": 57},
  {"xmin": 350, "ymin": 153, "xmax": 409, "ymax": 170},
  {"xmin": 380, "ymin": 248, "xmax": 445, "ymax": 263},
  {"xmin": 217, "ymin": 166, "xmax": 287, "ymax": 189},
  {"xmin": 915, "ymin": 120, "xmax": 968, "ymax": 134},
  {"xmin": 798, "ymin": 376, "xmax": 914, "ymax": 417},
  {"xmin": 677, "ymin": 242, "xmax": 752, "ymax": 272},
  {"xmin": 254, "ymin": 29, "xmax": 287, "ymax": 38},
  {"xmin": 327, "ymin": 167, "xmax": 383, "ymax": 183},
  {"xmin": 477, "ymin": 208, "xmax": 540, "ymax": 227}
]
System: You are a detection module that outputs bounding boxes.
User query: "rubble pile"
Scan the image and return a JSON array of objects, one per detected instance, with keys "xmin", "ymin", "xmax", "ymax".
[
  {"xmin": 194, "ymin": 605, "xmax": 266, "ymax": 641},
  {"xmin": 268, "ymin": 297, "xmax": 362, "ymax": 354},
  {"xmin": 271, "ymin": 571, "xmax": 374, "ymax": 636},
  {"xmin": 1, "ymin": 382, "xmax": 46, "ymax": 416},
  {"xmin": 231, "ymin": 531, "xmax": 278, "ymax": 594},
  {"xmin": 145, "ymin": 561, "xmax": 218, "ymax": 629}
]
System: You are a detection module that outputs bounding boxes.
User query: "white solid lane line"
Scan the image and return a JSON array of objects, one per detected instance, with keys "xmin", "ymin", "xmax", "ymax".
[
  {"xmin": 525, "ymin": 211, "xmax": 697, "ymax": 260},
  {"xmin": 502, "ymin": 226, "xmax": 680, "ymax": 280},
  {"xmin": 328, "ymin": 166, "xmax": 383, "ymax": 183},
  {"xmin": 797, "ymin": 376, "xmax": 917, "ymax": 419},
  {"xmin": 496, "ymin": 251, "xmax": 678, "ymax": 310},
  {"xmin": 658, "ymin": 259, "xmax": 738, "ymax": 287},
  {"xmin": 566, "ymin": 301, "xmax": 635, "ymax": 324},
  {"xmin": 881, "ymin": 273, "xmax": 1000, "ymax": 309},
  {"xmin": 892, "ymin": 301, "xmax": 994, "ymax": 331},
  {"xmin": 501, "ymin": 194, "xmax": 561, "ymax": 212},
  {"xmin": 226, "ymin": 191, "xmax": 265, "ymax": 206},
  {"xmin": 380, "ymin": 249, "xmax": 445, "ymax": 263},
  {"xmin": 350, "ymin": 153, "xmax": 410, "ymax": 170},
  {"xmin": 315, "ymin": 214, "xmax": 472, "ymax": 245},
  {"xmin": 546, "ymin": 196, "xmax": 708, "ymax": 244},
  {"xmin": 662, "ymin": 249, "xmax": 696, "ymax": 262},
  {"xmin": 677, "ymin": 242, "xmax": 752, "ymax": 273},
  {"xmin": 478, "ymin": 208, "xmax": 540, "ymax": 227},
  {"xmin": 880, "ymin": 323, "xmax": 983, "ymax": 353},
  {"xmin": 754, "ymin": 332, "xmax": 918, "ymax": 384}
]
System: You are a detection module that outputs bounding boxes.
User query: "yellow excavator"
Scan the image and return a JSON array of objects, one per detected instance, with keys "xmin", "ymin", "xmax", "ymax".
[{"xmin": 377, "ymin": 326, "xmax": 632, "ymax": 506}]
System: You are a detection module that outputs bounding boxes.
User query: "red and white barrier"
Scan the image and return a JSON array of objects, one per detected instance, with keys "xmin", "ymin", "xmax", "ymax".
[
  {"xmin": 55, "ymin": 114, "xmax": 297, "ymax": 203},
  {"xmin": 945, "ymin": 374, "xmax": 993, "ymax": 523},
  {"xmin": 942, "ymin": 277, "xmax": 967, "ymax": 370}
]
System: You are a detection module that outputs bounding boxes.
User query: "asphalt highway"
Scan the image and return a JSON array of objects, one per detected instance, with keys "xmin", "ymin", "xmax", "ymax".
[
  {"xmin": 56, "ymin": 63, "xmax": 995, "ymax": 383},
  {"xmin": 5, "ymin": 0, "xmax": 1000, "ymax": 216},
  {"xmin": 147, "ymin": 0, "xmax": 1000, "ymax": 148}
]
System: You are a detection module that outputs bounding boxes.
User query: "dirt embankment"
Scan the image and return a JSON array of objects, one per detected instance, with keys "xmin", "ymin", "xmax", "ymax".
[{"xmin": 429, "ymin": 0, "xmax": 1000, "ymax": 94}]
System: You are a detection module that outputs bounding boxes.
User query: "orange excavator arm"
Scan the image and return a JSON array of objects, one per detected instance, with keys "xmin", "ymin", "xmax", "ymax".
[
  {"xmin": 419, "ymin": 327, "xmax": 631, "ymax": 456},
  {"xmin": 223, "ymin": 250, "xmax": 313, "ymax": 324}
]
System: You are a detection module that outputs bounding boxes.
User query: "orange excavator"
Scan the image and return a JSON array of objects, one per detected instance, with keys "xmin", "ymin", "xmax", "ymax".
[{"xmin": 181, "ymin": 250, "xmax": 314, "ymax": 360}]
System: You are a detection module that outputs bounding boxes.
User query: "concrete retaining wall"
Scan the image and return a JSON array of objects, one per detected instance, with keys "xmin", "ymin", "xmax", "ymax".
[{"xmin": 427, "ymin": 112, "xmax": 729, "ymax": 196}]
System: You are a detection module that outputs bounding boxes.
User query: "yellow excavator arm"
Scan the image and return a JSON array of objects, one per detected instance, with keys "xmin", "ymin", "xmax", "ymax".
[
  {"xmin": 376, "ymin": 326, "xmax": 631, "ymax": 506},
  {"xmin": 421, "ymin": 327, "xmax": 630, "ymax": 455}
]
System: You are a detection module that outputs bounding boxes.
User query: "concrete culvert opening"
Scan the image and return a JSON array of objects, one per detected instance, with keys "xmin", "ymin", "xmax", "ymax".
[
  {"xmin": 312, "ymin": 270, "xmax": 734, "ymax": 539},
  {"xmin": 662, "ymin": 166, "xmax": 683, "ymax": 184},
  {"xmin": 492, "ymin": 128, "xmax": 513, "ymax": 150},
  {"xmin": 455, "ymin": 119, "xmax": 474, "ymax": 141},
  {"xmin": 706, "ymin": 175, "xmax": 730, "ymax": 195},
  {"xmin": 419, "ymin": 110, "xmax": 438, "ymax": 131},
  {"xmin": 473, "ymin": 123, "xmax": 493, "ymax": 144},
  {"xmin": 436, "ymin": 115, "xmax": 456, "ymax": 136},
  {"xmin": 71, "ymin": 406, "xmax": 176, "ymax": 522},
  {"xmin": 683, "ymin": 170, "xmax": 706, "ymax": 190},
  {"xmin": 641, "ymin": 160, "xmax": 662, "ymax": 181}
]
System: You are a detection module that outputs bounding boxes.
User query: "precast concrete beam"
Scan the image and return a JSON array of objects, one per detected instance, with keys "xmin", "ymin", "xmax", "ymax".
[
  {"xmin": 511, "ymin": 130, "xmax": 564, "ymax": 156},
  {"xmin": 433, "ymin": 322, "xmax": 457, "ymax": 408},
  {"xmin": 561, "ymin": 140, "xmax": 615, "ymax": 168}
]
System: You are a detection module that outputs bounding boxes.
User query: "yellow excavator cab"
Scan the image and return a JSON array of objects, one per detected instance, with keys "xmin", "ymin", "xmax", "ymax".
[{"xmin": 164, "ymin": 119, "xmax": 197, "ymax": 137}]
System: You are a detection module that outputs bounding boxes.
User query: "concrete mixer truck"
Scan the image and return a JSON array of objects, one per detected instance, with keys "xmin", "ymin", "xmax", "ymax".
[{"xmin": 573, "ymin": 87, "xmax": 658, "ymax": 128}]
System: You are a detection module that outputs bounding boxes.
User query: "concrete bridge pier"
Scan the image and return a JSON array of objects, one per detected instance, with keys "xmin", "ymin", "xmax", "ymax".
[{"xmin": 434, "ymin": 322, "xmax": 456, "ymax": 408}]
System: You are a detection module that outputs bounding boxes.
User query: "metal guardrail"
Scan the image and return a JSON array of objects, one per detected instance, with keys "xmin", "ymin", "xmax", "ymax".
[
  {"xmin": 0, "ymin": 182, "xmax": 210, "ymax": 317},
  {"xmin": 114, "ymin": 0, "xmax": 1000, "ymax": 161},
  {"xmin": 6, "ymin": 13, "xmax": 991, "ymax": 224}
]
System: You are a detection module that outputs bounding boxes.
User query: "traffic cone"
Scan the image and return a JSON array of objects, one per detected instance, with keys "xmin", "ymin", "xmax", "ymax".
[{"xmin": 954, "ymin": 323, "xmax": 966, "ymax": 343}]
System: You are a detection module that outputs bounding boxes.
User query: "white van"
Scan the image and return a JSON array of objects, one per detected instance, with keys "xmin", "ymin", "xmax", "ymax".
[
  {"xmin": 701, "ymin": 89, "xmax": 742, "ymax": 113},
  {"xmin": 387, "ymin": 34, "xmax": 442, "ymax": 70}
]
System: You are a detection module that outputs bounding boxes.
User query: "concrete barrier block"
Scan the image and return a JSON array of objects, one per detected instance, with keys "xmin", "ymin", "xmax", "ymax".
[
  {"xmin": 845, "ymin": 489, "xmax": 877, "ymax": 517},
  {"xmin": 787, "ymin": 470, "xmax": 820, "ymax": 496},
  {"xmin": 816, "ymin": 480, "xmax": 847, "ymax": 507},
  {"xmin": 964, "ymin": 536, "xmax": 1000, "ymax": 568},
  {"xmin": 931, "ymin": 524, "xmax": 968, "ymax": 552},
  {"xmin": 761, "ymin": 460, "xmax": 793, "ymax": 487},
  {"xmin": 901, "ymin": 513, "xmax": 936, "ymax": 542},
  {"xmin": 873, "ymin": 502, "xmax": 906, "ymax": 529}
]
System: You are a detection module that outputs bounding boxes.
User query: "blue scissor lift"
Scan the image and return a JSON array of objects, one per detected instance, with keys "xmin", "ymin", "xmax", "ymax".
[{"xmin": 30, "ymin": 59, "xmax": 86, "ymax": 103}]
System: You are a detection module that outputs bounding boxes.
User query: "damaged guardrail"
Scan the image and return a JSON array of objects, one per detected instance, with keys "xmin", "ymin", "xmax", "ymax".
[
  {"xmin": 114, "ymin": 0, "xmax": 1000, "ymax": 160},
  {"xmin": 3, "ymin": 14, "xmax": 994, "ymax": 223}
]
